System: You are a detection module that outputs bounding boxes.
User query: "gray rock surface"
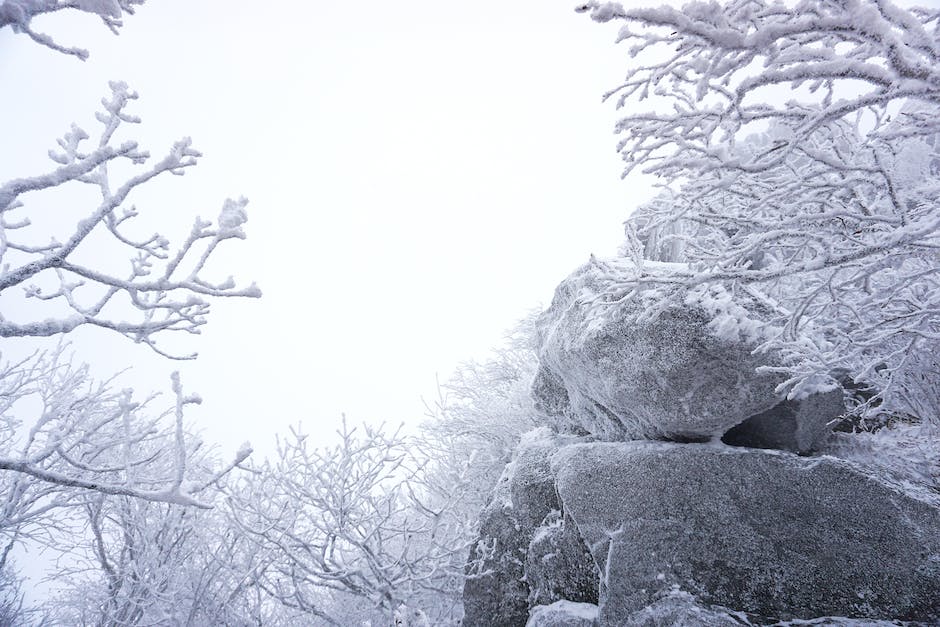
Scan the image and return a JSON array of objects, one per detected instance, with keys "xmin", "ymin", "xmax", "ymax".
[
  {"xmin": 622, "ymin": 589, "xmax": 748, "ymax": 627},
  {"xmin": 463, "ymin": 430, "xmax": 573, "ymax": 627},
  {"xmin": 526, "ymin": 510, "xmax": 598, "ymax": 609},
  {"xmin": 721, "ymin": 388, "xmax": 843, "ymax": 454},
  {"xmin": 533, "ymin": 257, "xmax": 791, "ymax": 441},
  {"xmin": 526, "ymin": 601, "xmax": 598, "ymax": 627},
  {"xmin": 553, "ymin": 441, "xmax": 940, "ymax": 625},
  {"xmin": 461, "ymin": 472, "xmax": 530, "ymax": 627}
]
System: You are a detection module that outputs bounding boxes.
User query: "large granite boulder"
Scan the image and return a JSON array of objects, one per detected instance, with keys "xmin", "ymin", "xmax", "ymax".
[
  {"xmin": 533, "ymin": 257, "xmax": 810, "ymax": 442},
  {"xmin": 463, "ymin": 430, "xmax": 576, "ymax": 627},
  {"xmin": 553, "ymin": 441, "xmax": 940, "ymax": 624}
]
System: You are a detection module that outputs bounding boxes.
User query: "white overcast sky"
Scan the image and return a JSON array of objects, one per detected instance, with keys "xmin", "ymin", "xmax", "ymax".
[{"xmin": 0, "ymin": 1, "xmax": 654, "ymax": 457}]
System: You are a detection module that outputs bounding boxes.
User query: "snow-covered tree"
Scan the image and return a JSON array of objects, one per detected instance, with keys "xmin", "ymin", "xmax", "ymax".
[
  {"xmin": 579, "ymin": 0, "xmax": 940, "ymax": 422},
  {"xmin": 0, "ymin": 347, "xmax": 248, "ymax": 507},
  {"xmin": 0, "ymin": 23, "xmax": 257, "ymax": 508},
  {"xmin": 0, "ymin": 346, "xmax": 252, "ymax": 586},
  {"xmin": 49, "ymin": 440, "xmax": 272, "ymax": 626},
  {"xmin": 228, "ymin": 418, "xmax": 477, "ymax": 626},
  {"xmin": 421, "ymin": 313, "xmax": 542, "ymax": 514},
  {"xmin": 0, "ymin": 561, "xmax": 56, "ymax": 624},
  {"xmin": 0, "ymin": 1, "xmax": 265, "ymax": 623}
]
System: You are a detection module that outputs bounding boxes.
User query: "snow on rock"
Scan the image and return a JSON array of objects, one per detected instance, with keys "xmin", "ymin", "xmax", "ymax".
[
  {"xmin": 461, "ymin": 461, "xmax": 530, "ymax": 627},
  {"xmin": 553, "ymin": 441, "xmax": 940, "ymax": 625},
  {"xmin": 621, "ymin": 587, "xmax": 748, "ymax": 626},
  {"xmin": 533, "ymin": 257, "xmax": 791, "ymax": 442},
  {"xmin": 526, "ymin": 600, "xmax": 599, "ymax": 627},
  {"xmin": 393, "ymin": 604, "xmax": 430, "ymax": 627}
]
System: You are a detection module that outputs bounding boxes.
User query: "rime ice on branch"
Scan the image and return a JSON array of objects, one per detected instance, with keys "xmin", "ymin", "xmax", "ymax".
[
  {"xmin": 227, "ymin": 418, "xmax": 476, "ymax": 624},
  {"xmin": 578, "ymin": 0, "xmax": 940, "ymax": 421},
  {"xmin": 0, "ymin": 344, "xmax": 253, "ymax": 566},
  {"xmin": 0, "ymin": 81, "xmax": 260, "ymax": 359},
  {"xmin": 0, "ymin": 0, "xmax": 146, "ymax": 60}
]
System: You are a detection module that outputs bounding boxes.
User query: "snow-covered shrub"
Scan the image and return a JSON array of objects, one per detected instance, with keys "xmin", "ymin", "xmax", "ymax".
[{"xmin": 421, "ymin": 312, "xmax": 543, "ymax": 512}]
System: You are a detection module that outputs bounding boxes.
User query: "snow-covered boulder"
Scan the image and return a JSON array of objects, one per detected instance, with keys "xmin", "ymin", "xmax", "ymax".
[
  {"xmin": 526, "ymin": 600, "xmax": 598, "ymax": 627},
  {"xmin": 463, "ymin": 429, "xmax": 578, "ymax": 627},
  {"xmin": 553, "ymin": 441, "xmax": 940, "ymax": 624},
  {"xmin": 534, "ymin": 257, "xmax": 803, "ymax": 442},
  {"xmin": 525, "ymin": 510, "xmax": 598, "ymax": 609}
]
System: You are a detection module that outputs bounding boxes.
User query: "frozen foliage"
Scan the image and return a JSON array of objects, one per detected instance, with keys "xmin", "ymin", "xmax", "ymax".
[
  {"xmin": 0, "ymin": 350, "xmax": 255, "ymax": 623},
  {"xmin": 553, "ymin": 441, "xmax": 940, "ymax": 623},
  {"xmin": 0, "ymin": 0, "xmax": 145, "ymax": 59},
  {"xmin": 0, "ymin": 82, "xmax": 260, "ymax": 359},
  {"xmin": 0, "ymin": 1, "xmax": 280, "ymax": 624},
  {"xmin": 578, "ymin": 0, "xmax": 940, "ymax": 423},
  {"xmin": 0, "ymin": 564, "xmax": 41, "ymax": 624}
]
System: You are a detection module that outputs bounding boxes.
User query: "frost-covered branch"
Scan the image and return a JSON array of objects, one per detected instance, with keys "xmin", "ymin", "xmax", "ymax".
[
  {"xmin": 579, "ymin": 0, "xmax": 940, "ymax": 420},
  {"xmin": 0, "ymin": 0, "xmax": 146, "ymax": 60},
  {"xmin": 49, "ymin": 462, "xmax": 275, "ymax": 625},
  {"xmin": 0, "ymin": 81, "xmax": 260, "ymax": 359},
  {"xmin": 421, "ymin": 313, "xmax": 542, "ymax": 516},
  {"xmin": 0, "ymin": 346, "xmax": 249, "ymax": 534},
  {"xmin": 578, "ymin": 0, "xmax": 940, "ymax": 177},
  {"xmin": 228, "ymin": 418, "xmax": 477, "ymax": 625}
]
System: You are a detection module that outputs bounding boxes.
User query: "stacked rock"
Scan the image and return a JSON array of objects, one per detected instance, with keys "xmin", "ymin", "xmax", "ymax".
[
  {"xmin": 531, "ymin": 256, "xmax": 841, "ymax": 453},
  {"xmin": 463, "ymin": 258, "xmax": 940, "ymax": 626}
]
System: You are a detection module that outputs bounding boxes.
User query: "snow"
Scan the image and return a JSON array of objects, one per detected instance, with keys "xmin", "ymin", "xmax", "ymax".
[
  {"xmin": 787, "ymin": 373, "xmax": 840, "ymax": 401},
  {"xmin": 624, "ymin": 586, "xmax": 912, "ymax": 625},
  {"xmin": 218, "ymin": 196, "xmax": 249, "ymax": 231},
  {"xmin": 544, "ymin": 600, "xmax": 598, "ymax": 619},
  {"xmin": 771, "ymin": 618, "xmax": 912, "ymax": 626},
  {"xmin": 527, "ymin": 599, "xmax": 599, "ymax": 624},
  {"xmin": 235, "ymin": 441, "xmax": 253, "ymax": 461},
  {"xmin": 572, "ymin": 256, "xmax": 774, "ymax": 346},
  {"xmin": 530, "ymin": 509, "xmax": 562, "ymax": 545},
  {"xmin": 536, "ymin": 255, "xmax": 788, "ymax": 441},
  {"xmin": 517, "ymin": 426, "xmax": 556, "ymax": 449},
  {"xmin": 75, "ymin": 0, "xmax": 122, "ymax": 18},
  {"xmin": 685, "ymin": 282, "xmax": 770, "ymax": 345}
]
